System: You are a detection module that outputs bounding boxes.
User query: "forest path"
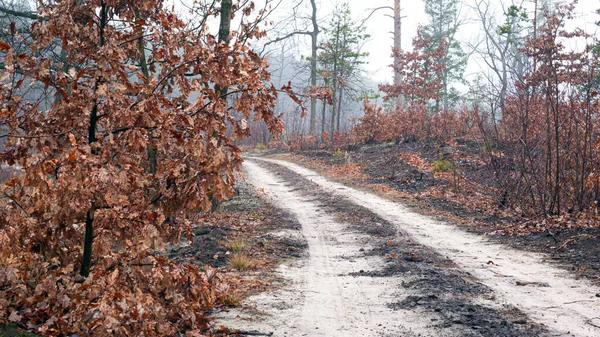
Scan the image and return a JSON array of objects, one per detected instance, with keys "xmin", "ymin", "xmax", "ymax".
[{"xmin": 216, "ymin": 158, "xmax": 600, "ymax": 337}]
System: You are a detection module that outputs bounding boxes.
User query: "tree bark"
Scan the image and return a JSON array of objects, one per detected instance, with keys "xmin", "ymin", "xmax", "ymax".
[
  {"xmin": 79, "ymin": 207, "xmax": 95, "ymax": 276},
  {"xmin": 330, "ymin": 86, "xmax": 336, "ymax": 140},
  {"xmin": 309, "ymin": 0, "xmax": 319, "ymax": 134},
  {"xmin": 394, "ymin": 0, "xmax": 403, "ymax": 107},
  {"xmin": 81, "ymin": 0, "xmax": 108, "ymax": 277},
  {"xmin": 217, "ymin": 0, "xmax": 232, "ymax": 98},
  {"xmin": 218, "ymin": 0, "xmax": 233, "ymax": 45},
  {"xmin": 321, "ymin": 95, "xmax": 326, "ymax": 140},
  {"xmin": 336, "ymin": 86, "xmax": 343, "ymax": 131},
  {"xmin": 134, "ymin": 8, "xmax": 157, "ymax": 174}
]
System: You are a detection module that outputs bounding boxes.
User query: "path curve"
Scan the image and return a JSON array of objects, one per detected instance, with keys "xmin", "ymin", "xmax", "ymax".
[
  {"xmin": 218, "ymin": 160, "xmax": 447, "ymax": 336},
  {"xmin": 253, "ymin": 157, "xmax": 600, "ymax": 337}
]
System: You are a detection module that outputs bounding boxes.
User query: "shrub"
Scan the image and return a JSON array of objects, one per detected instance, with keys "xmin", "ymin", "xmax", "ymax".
[
  {"xmin": 228, "ymin": 253, "xmax": 254, "ymax": 270},
  {"xmin": 432, "ymin": 159, "xmax": 457, "ymax": 174}
]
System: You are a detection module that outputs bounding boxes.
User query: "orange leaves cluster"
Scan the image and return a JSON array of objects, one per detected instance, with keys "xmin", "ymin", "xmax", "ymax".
[
  {"xmin": 0, "ymin": 0, "xmax": 284, "ymax": 335},
  {"xmin": 396, "ymin": 153, "xmax": 429, "ymax": 172},
  {"xmin": 1, "ymin": 256, "xmax": 219, "ymax": 336},
  {"xmin": 352, "ymin": 27, "xmax": 479, "ymax": 145},
  {"xmin": 352, "ymin": 98, "xmax": 479, "ymax": 145},
  {"xmin": 496, "ymin": 2, "xmax": 600, "ymax": 216},
  {"xmin": 351, "ymin": 97, "xmax": 389, "ymax": 143},
  {"xmin": 380, "ymin": 29, "xmax": 446, "ymax": 107}
]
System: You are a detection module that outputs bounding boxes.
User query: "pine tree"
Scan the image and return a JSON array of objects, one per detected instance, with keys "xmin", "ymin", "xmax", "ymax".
[
  {"xmin": 422, "ymin": 0, "xmax": 466, "ymax": 110},
  {"xmin": 318, "ymin": 2, "xmax": 369, "ymax": 138}
]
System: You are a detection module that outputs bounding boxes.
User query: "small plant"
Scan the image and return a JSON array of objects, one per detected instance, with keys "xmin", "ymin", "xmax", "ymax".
[
  {"xmin": 256, "ymin": 142, "xmax": 267, "ymax": 150},
  {"xmin": 431, "ymin": 155, "xmax": 457, "ymax": 174},
  {"xmin": 0, "ymin": 323, "xmax": 39, "ymax": 337},
  {"xmin": 343, "ymin": 151, "xmax": 353, "ymax": 166},
  {"xmin": 226, "ymin": 238, "xmax": 247, "ymax": 253},
  {"xmin": 332, "ymin": 147, "xmax": 343, "ymax": 157},
  {"xmin": 228, "ymin": 252, "xmax": 254, "ymax": 270},
  {"xmin": 483, "ymin": 139, "xmax": 495, "ymax": 153},
  {"xmin": 431, "ymin": 153, "xmax": 461, "ymax": 192},
  {"xmin": 217, "ymin": 293, "xmax": 242, "ymax": 308}
]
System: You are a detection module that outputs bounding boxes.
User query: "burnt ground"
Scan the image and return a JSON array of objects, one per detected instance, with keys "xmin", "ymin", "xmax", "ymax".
[
  {"xmin": 164, "ymin": 175, "xmax": 306, "ymax": 267},
  {"xmin": 162, "ymin": 175, "xmax": 307, "ymax": 320},
  {"xmin": 274, "ymin": 141, "xmax": 600, "ymax": 284},
  {"xmin": 256, "ymin": 161, "xmax": 547, "ymax": 337}
]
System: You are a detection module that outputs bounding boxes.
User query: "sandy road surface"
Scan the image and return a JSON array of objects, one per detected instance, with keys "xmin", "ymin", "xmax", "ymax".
[{"xmin": 217, "ymin": 158, "xmax": 600, "ymax": 337}]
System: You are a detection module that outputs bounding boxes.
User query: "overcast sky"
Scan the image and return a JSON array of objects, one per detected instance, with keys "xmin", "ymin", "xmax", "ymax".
[
  {"xmin": 280, "ymin": 0, "xmax": 600, "ymax": 84},
  {"xmin": 170, "ymin": 0, "xmax": 600, "ymax": 86}
]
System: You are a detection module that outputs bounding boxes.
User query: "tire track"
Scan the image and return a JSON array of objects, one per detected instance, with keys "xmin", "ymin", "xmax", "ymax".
[
  {"xmin": 218, "ymin": 160, "xmax": 452, "ymax": 336},
  {"xmin": 253, "ymin": 157, "xmax": 600, "ymax": 337}
]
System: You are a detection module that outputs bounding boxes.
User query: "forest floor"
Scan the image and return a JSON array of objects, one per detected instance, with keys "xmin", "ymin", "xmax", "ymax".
[
  {"xmin": 161, "ymin": 175, "xmax": 307, "ymax": 336},
  {"xmin": 213, "ymin": 142, "xmax": 600, "ymax": 337}
]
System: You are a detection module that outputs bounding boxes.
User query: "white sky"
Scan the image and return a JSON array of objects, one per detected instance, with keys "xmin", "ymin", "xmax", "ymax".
[
  {"xmin": 170, "ymin": 0, "xmax": 600, "ymax": 86},
  {"xmin": 285, "ymin": 0, "xmax": 600, "ymax": 84}
]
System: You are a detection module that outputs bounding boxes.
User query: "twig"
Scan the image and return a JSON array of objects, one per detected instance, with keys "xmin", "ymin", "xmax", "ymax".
[
  {"xmin": 0, "ymin": 6, "xmax": 42, "ymax": 20},
  {"xmin": 515, "ymin": 281, "xmax": 550, "ymax": 287},
  {"xmin": 557, "ymin": 238, "xmax": 575, "ymax": 250},
  {"xmin": 587, "ymin": 317, "xmax": 600, "ymax": 328},
  {"xmin": 230, "ymin": 331, "xmax": 273, "ymax": 336},
  {"xmin": 556, "ymin": 234, "xmax": 595, "ymax": 250},
  {"xmin": 209, "ymin": 328, "xmax": 274, "ymax": 336},
  {"xmin": 541, "ymin": 299, "xmax": 597, "ymax": 310}
]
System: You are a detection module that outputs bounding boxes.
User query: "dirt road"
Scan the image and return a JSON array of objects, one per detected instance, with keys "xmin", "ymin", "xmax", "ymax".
[{"xmin": 216, "ymin": 158, "xmax": 600, "ymax": 337}]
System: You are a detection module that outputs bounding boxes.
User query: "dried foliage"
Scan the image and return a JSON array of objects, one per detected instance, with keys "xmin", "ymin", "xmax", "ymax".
[
  {"xmin": 352, "ymin": 2, "xmax": 600, "ymax": 221},
  {"xmin": 354, "ymin": 30, "xmax": 478, "ymax": 144},
  {"xmin": 493, "ymin": 2, "xmax": 600, "ymax": 216},
  {"xmin": 0, "ymin": 0, "xmax": 287, "ymax": 335},
  {"xmin": 352, "ymin": 97, "xmax": 387, "ymax": 143}
]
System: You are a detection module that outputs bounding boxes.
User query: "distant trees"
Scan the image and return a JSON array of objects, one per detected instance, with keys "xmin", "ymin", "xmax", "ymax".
[
  {"xmin": 353, "ymin": 0, "xmax": 600, "ymax": 218},
  {"xmin": 468, "ymin": 0, "xmax": 528, "ymax": 120},
  {"xmin": 318, "ymin": 3, "xmax": 369, "ymax": 139},
  {"xmin": 308, "ymin": 0, "xmax": 319, "ymax": 133},
  {"xmin": 255, "ymin": 1, "xmax": 372, "ymax": 143},
  {"xmin": 376, "ymin": 29, "xmax": 476, "ymax": 141},
  {"xmin": 259, "ymin": 0, "xmax": 321, "ymax": 135},
  {"xmin": 422, "ymin": 0, "xmax": 467, "ymax": 110}
]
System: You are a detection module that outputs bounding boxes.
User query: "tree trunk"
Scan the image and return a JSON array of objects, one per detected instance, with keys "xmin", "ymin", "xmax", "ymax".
[
  {"xmin": 309, "ymin": 0, "xmax": 318, "ymax": 134},
  {"xmin": 533, "ymin": 0, "xmax": 538, "ymax": 73},
  {"xmin": 336, "ymin": 87, "xmax": 343, "ymax": 131},
  {"xmin": 216, "ymin": 0, "xmax": 232, "ymax": 99},
  {"xmin": 394, "ymin": 0, "xmax": 403, "ymax": 107},
  {"xmin": 79, "ymin": 207, "xmax": 95, "ymax": 277},
  {"xmin": 218, "ymin": 0, "xmax": 232, "ymax": 45},
  {"xmin": 80, "ymin": 0, "xmax": 107, "ymax": 277},
  {"xmin": 321, "ymin": 96, "xmax": 327, "ymax": 141},
  {"xmin": 134, "ymin": 8, "xmax": 157, "ymax": 174},
  {"xmin": 330, "ymin": 87, "xmax": 336, "ymax": 141}
]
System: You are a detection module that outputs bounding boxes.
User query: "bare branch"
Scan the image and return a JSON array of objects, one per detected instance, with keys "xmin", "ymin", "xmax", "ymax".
[{"xmin": 0, "ymin": 5, "xmax": 40, "ymax": 20}]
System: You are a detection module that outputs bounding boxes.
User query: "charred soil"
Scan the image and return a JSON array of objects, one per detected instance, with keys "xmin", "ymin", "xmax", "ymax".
[
  {"xmin": 255, "ymin": 161, "xmax": 546, "ymax": 336},
  {"xmin": 268, "ymin": 140, "xmax": 600, "ymax": 284}
]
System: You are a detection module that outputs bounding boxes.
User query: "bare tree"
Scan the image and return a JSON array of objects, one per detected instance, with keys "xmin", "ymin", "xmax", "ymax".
[
  {"xmin": 260, "ymin": 0, "xmax": 320, "ymax": 135},
  {"xmin": 468, "ymin": 0, "xmax": 528, "ymax": 120},
  {"xmin": 394, "ymin": 0, "xmax": 404, "ymax": 106}
]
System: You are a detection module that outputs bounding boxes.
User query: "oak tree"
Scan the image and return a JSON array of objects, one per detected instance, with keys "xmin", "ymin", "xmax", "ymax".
[{"xmin": 0, "ymin": 0, "xmax": 287, "ymax": 335}]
